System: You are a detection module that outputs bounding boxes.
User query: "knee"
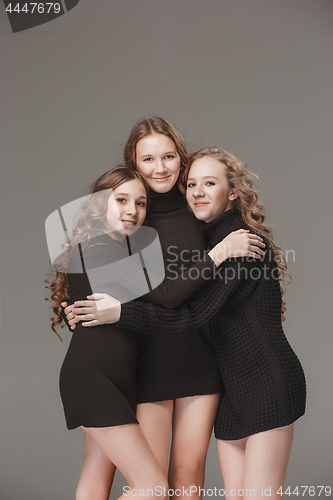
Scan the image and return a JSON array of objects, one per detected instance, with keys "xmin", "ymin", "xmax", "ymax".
[
  {"xmin": 133, "ymin": 477, "xmax": 169, "ymax": 500},
  {"xmin": 155, "ymin": 477, "xmax": 169, "ymax": 500},
  {"xmin": 76, "ymin": 481, "xmax": 110, "ymax": 500},
  {"xmin": 169, "ymin": 459, "xmax": 205, "ymax": 486}
]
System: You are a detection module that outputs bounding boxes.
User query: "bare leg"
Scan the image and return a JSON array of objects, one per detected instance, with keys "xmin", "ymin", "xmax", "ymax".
[
  {"xmin": 80, "ymin": 423, "xmax": 168, "ymax": 500},
  {"xmin": 76, "ymin": 432, "xmax": 116, "ymax": 500},
  {"xmin": 243, "ymin": 425, "xmax": 294, "ymax": 500},
  {"xmin": 76, "ymin": 401, "xmax": 172, "ymax": 499},
  {"xmin": 217, "ymin": 438, "xmax": 246, "ymax": 500},
  {"xmin": 136, "ymin": 400, "xmax": 173, "ymax": 478},
  {"xmin": 217, "ymin": 424, "xmax": 294, "ymax": 500},
  {"xmin": 169, "ymin": 394, "xmax": 221, "ymax": 500}
]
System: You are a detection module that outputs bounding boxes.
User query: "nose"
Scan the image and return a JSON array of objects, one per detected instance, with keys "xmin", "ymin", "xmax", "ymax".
[
  {"xmin": 154, "ymin": 158, "xmax": 167, "ymax": 174},
  {"xmin": 125, "ymin": 202, "xmax": 138, "ymax": 216},
  {"xmin": 193, "ymin": 185, "xmax": 204, "ymax": 198}
]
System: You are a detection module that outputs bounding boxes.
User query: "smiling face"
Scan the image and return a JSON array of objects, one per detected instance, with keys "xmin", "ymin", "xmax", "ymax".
[
  {"xmin": 186, "ymin": 157, "xmax": 238, "ymax": 223},
  {"xmin": 135, "ymin": 133, "xmax": 181, "ymax": 193},
  {"xmin": 105, "ymin": 178, "xmax": 147, "ymax": 240}
]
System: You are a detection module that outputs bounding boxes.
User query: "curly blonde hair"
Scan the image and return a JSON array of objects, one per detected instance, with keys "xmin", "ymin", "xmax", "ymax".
[
  {"xmin": 45, "ymin": 166, "xmax": 149, "ymax": 340},
  {"xmin": 186, "ymin": 147, "xmax": 290, "ymax": 292},
  {"xmin": 124, "ymin": 116, "xmax": 189, "ymax": 196}
]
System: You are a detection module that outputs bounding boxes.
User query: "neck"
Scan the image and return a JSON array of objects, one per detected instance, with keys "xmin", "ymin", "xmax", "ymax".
[
  {"xmin": 149, "ymin": 183, "xmax": 184, "ymax": 212},
  {"xmin": 201, "ymin": 206, "xmax": 247, "ymax": 246}
]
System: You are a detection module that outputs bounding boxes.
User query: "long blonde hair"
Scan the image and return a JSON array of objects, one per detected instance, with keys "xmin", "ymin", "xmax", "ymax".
[
  {"xmin": 124, "ymin": 116, "xmax": 189, "ymax": 195},
  {"xmin": 187, "ymin": 147, "xmax": 290, "ymax": 291},
  {"xmin": 45, "ymin": 166, "xmax": 149, "ymax": 339}
]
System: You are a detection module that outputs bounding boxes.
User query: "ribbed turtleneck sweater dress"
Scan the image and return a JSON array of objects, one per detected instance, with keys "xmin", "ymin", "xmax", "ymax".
[{"xmin": 135, "ymin": 185, "xmax": 223, "ymax": 403}]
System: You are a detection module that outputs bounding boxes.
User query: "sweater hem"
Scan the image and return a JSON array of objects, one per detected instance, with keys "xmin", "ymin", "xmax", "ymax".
[
  {"xmin": 137, "ymin": 363, "xmax": 223, "ymax": 403},
  {"xmin": 214, "ymin": 410, "xmax": 305, "ymax": 441}
]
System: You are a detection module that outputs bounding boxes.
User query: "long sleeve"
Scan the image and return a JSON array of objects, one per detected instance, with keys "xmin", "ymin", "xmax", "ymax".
[
  {"xmin": 140, "ymin": 252, "xmax": 216, "ymax": 309},
  {"xmin": 61, "ymin": 304, "xmax": 71, "ymax": 329},
  {"xmin": 62, "ymin": 241, "xmax": 217, "ymax": 333},
  {"xmin": 62, "ymin": 235, "xmax": 128, "ymax": 332},
  {"xmin": 118, "ymin": 253, "xmax": 271, "ymax": 334}
]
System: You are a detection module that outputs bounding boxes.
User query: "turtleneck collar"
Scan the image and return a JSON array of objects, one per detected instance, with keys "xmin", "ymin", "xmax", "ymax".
[
  {"xmin": 201, "ymin": 206, "xmax": 247, "ymax": 247},
  {"xmin": 149, "ymin": 183, "xmax": 184, "ymax": 213}
]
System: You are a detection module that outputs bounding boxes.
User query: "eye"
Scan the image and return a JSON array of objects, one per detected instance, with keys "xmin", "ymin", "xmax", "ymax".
[
  {"xmin": 187, "ymin": 182, "xmax": 195, "ymax": 188},
  {"xmin": 206, "ymin": 181, "xmax": 215, "ymax": 186},
  {"xmin": 137, "ymin": 201, "xmax": 146, "ymax": 207},
  {"xmin": 143, "ymin": 157, "xmax": 153, "ymax": 162},
  {"xmin": 116, "ymin": 197, "xmax": 126, "ymax": 203},
  {"xmin": 165, "ymin": 154, "xmax": 174, "ymax": 159}
]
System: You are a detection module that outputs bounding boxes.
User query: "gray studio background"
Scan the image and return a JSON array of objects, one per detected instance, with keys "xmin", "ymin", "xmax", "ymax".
[{"xmin": 1, "ymin": 1, "xmax": 332, "ymax": 499}]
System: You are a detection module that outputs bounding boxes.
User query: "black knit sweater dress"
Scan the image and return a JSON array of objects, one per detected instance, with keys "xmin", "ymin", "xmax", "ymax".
[{"xmin": 119, "ymin": 207, "xmax": 306, "ymax": 440}]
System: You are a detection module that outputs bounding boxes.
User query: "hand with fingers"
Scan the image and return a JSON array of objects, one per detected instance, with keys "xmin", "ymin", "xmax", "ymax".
[
  {"xmin": 61, "ymin": 302, "xmax": 75, "ymax": 329},
  {"xmin": 281, "ymin": 300, "xmax": 287, "ymax": 322},
  {"xmin": 208, "ymin": 229, "xmax": 266, "ymax": 267},
  {"xmin": 62, "ymin": 294, "xmax": 121, "ymax": 330}
]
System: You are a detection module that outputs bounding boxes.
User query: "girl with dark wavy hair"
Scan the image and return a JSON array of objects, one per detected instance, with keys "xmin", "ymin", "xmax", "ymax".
[{"xmin": 47, "ymin": 166, "xmax": 170, "ymax": 500}]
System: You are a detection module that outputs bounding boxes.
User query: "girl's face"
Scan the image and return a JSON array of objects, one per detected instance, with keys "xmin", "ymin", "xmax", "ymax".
[
  {"xmin": 135, "ymin": 133, "xmax": 181, "ymax": 193},
  {"xmin": 106, "ymin": 179, "xmax": 147, "ymax": 240},
  {"xmin": 186, "ymin": 157, "xmax": 237, "ymax": 223}
]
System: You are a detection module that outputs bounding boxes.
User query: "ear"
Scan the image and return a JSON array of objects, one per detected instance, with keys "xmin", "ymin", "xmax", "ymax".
[{"xmin": 229, "ymin": 190, "xmax": 238, "ymax": 201}]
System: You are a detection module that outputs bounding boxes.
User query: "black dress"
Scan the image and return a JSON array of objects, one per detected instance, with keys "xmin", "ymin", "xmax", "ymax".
[
  {"xmin": 134, "ymin": 186, "xmax": 223, "ymax": 403},
  {"xmin": 59, "ymin": 234, "xmax": 139, "ymax": 430},
  {"xmin": 119, "ymin": 207, "xmax": 306, "ymax": 440},
  {"xmin": 61, "ymin": 185, "xmax": 223, "ymax": 407}
]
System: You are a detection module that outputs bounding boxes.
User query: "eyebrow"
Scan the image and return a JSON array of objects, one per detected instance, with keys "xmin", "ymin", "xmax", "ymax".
[
  {"xmin": 140, "ymin": 150, "xmax": 177, "ymax": 158},
  {"xmin": 187, "ymin": 176, "xmax": 220, "ymax": 181},
  {"xmin": 116, "ymin": 193, "xmax": 147, "ymax": 199}
]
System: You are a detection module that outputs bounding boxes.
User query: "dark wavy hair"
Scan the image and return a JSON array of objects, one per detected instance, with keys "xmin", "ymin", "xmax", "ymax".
[{"xmin": 45, "ymin": 166, "xmax": 149, "ymax": 340}]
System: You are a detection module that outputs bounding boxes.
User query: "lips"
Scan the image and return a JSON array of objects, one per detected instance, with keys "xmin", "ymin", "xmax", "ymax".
[
  {"xmin": 193, "ymin": 202, "xmax": 209, "ymax": 208},
  {"xmin": 152, "ymin": 176, "xmax": 171, "ymax": 182},
  {"xmin": 121, "ymin": 220, "xmax": 137, "ymax": 226}
]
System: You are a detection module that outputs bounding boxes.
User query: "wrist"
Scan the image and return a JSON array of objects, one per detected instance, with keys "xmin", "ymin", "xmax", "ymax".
[
  {"xmin": 208, "ymin": 246, "xmax": 226, "ymax": 267},
  {"xmin": 112, "ymin": 304, "xmax": 121, "ymax": 324}
]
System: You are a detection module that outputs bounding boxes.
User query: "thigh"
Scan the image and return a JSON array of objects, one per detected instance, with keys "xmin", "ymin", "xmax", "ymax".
[
  {"xmin": 243, "ymin": 424, "xmax": 294, "ymax": 499},
  {"xmin": 217, "ymin": 438, "xmax": 247, "ymax": 499},
  {"xmin": 82, "ymin": 423, "xmax": 168, "ymax": 492},
  {"xmin": 82, "ymin": 432, "xmax": 116, "ymax": 476},
  {"xmin": 136, "ymin": 401, "xmax": 173, "ymax": 478},
  {"xmin": 76, "ymin": 432, "xmax": 116, "ymax": 500},
  {"xmin": 169, "ymin": 394, "xmax": 220, "ymax": 477}
]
